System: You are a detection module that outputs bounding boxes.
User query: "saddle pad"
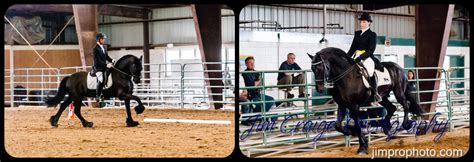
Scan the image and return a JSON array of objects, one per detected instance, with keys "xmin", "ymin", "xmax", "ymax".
[
  {"xmin": 361, "ymin": 67, "xmax": 392, "ymax": 88},
  {"xmin": 87, "ymin": 73, "xmax": 113, "ymax": 90}
]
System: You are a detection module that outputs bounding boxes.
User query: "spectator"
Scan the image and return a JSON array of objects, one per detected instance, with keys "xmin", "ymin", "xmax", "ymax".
[
  {"xmin": 277, "ymin": 53, "xmax": 307, "ymax": 98},
  {"xmin": 407, "ymin": 70, "xmax": 416, "ymax": 91},
  {"xmin": 241, "ymin": 57, "xmax": 275, "ymax": 115}
]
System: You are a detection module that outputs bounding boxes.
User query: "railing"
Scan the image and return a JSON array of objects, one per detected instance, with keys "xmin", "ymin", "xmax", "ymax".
[
  {"xmin": 238, "ymin": 67, "xmax": 469, "ymax": 157},
  {"xmin": 4, "ymin": 61, "xmax": 235, "ymax": 109}
]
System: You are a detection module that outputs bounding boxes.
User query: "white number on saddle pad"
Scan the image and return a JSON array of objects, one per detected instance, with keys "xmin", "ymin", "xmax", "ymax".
[{"xmin": 361, "ymin": 67, "xmax": 392, "ymax": 88}]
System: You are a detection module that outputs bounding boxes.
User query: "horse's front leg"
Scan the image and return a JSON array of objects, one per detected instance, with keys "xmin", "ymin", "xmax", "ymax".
[
  {"xmin": 335, "ymin": 105, "xmax": 350, "ymax": 135},
  {"xmin": 349, "ymin": 106, "xmax": 368, "ymax": 155},
  {"xmin": 120, "ymin": 95, "xmax": 139, "ymax": 127},
  {"xmin": 128, "ymin": 94, "xmax": 145, "ymax": 114}
]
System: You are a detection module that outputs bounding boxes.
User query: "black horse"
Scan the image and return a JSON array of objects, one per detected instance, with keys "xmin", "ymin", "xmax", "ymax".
[
  {"xmin": 308, "ymin": 47, "xmax": 422, "ymax": 155},
  {"xmin": 46, "ymin": 55, "xmax": 145, "ymax": 127}
]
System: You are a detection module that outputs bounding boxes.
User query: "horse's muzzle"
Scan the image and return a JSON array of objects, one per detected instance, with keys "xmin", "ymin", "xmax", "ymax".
[{"xmin": 133, "ymin": 77, "xmax": 141, "ymax": 84}]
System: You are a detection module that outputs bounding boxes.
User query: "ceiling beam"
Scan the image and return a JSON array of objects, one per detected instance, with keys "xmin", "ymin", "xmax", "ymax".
[
  {"xmin": 99, "ymin": 4, "xmax": 150, "ymax": 19},
  {"xmin": 6, "ymin": 4, "xmax": 149, "ymax": 19},
  {"xmin": 362, "ymin": 4, "xmax": 406, "ymax": 10},
  {"xmin": 6, "ymin": 4, "xmax": 73, "ymax": 13}
]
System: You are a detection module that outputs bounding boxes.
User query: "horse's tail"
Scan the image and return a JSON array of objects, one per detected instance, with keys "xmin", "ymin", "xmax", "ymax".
[
  {"xmin": 404, "ymin": 78, "xmax": 423, "ymax": 116},
  {"xmin": 45, "ymin": 76, "xmax": 69, "ymax": 107}
]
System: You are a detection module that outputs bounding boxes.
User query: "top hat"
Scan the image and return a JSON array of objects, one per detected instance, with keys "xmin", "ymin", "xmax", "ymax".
[{"xmin": 358, "ymin": 13, "xmax": 373, "ymax": 22}]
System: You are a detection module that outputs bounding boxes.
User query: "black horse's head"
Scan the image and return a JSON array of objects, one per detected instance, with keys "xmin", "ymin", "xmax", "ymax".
[
  {"xmin": 308, "ymin": 47, "xmax": 354, "ymax": 93},
  {"xmin": 308, "ymin": 52, "xmax": 325, "ymax": 93},
  {"xmin": 131, "ymin": 55, "xmax": 143, "ymax": 84},
  {"xmin": 116, "ymin": 55, "xmax": 143, "ymax": 84}
]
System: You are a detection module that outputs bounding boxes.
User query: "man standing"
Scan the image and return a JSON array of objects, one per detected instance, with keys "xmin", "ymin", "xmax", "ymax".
[
  {"xmin": 93, "ymin": 33, "xmax": 115, "ymax": 102},
  {"xmin": 277, "ymin": 53, "xmax": 307, "ymax": 98}
]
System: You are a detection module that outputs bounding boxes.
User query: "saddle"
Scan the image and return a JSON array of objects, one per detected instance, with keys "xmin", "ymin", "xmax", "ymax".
[
  {"xmin": 355, "ymin": 62, "xmax": 392, "ymax": 88},
  {"xmin": 87, "ymin": 70, "xmax": 113, "ymax": 90},
  {"xmin": 373, "ymin": 59, "xmax": 385, "ymax": 72}
]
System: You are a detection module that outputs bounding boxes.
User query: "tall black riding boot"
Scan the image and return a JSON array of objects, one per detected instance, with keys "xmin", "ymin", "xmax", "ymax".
[
  {"xmin": 96, "ymin": 81, "xmax": 103, "ymax": 102},
  {"xmin": 370, "ymin": 76, "xmax": 381, "ymax": 102}
]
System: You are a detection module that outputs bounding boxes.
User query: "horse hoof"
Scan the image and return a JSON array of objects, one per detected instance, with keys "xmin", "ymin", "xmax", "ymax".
[
  {"xmin": 83, "ymin": 122, "xmax": 94, "ymax": 128},
  {"xmin": 134, "ymin": 105, "xmax": 145, "ymax": 114},
  {"xmin": 402, "ymin": 122, "xmax": 413, "ymax": 130},
  {"xmin": 357, "ymin": 148, "xmax": 369, "ymax": 155},
  {"xmin": 50, "ymin": 116, "xmax": 58, "ymax": 127},
  {"xmin": 127, "ymin": 121, "xmax": 139, "ymax": 127},
  {"xmin": 382, "ymin": 126, "xmax": 392, "ymax": 136}
]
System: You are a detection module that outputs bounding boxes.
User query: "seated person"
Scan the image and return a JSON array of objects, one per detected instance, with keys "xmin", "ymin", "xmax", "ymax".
[
  {"xmin": 241, "ymin": 56, "xmax": 275, "ymax": 115},
  {"xmin": 241, "ymin": 57, "xmax": 277, "ymax": 125},
  {"xmin": 277, "ymin": 53, "xmax": 307, "ymax": 98}
]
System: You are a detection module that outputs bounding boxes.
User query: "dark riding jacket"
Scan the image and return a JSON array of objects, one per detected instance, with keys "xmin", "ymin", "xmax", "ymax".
[
  {"xmin": 93, "ymin": 43, "xmax": 113, "ymax": 72},
  {"xmin": 347, "ymin": 28, "xmax": 377, "ymax": 61},
  {"xmin": 242, "ymin": 68, "xmax": 260, "ymax": 100}
]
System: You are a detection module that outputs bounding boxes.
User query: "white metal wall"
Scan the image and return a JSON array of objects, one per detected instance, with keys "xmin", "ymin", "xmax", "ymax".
[
  {"xmin": 239, "ymin": 5, "xmax": 471, "ymax": 40},
  {"xmin": 99, "ymin": 7, "xmax": 235, "ymax": 47},
  {"xmin": 239, "ymin": 30, "xmax": 470, "ymax": 98}
]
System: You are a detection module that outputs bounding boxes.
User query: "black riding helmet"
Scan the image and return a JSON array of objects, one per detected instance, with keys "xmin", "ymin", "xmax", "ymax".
[
  {"xmin": 358, "ymin": 12, "xmax": 373, "ymax": 22},
  {"xmin": 96, "ymin": 32, "xmax": 107, "ymax": 41}
]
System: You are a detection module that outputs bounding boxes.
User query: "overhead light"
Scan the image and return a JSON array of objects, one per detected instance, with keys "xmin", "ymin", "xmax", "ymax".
[{"xmin": 167, "ymin": 43, "xmax": 174, "ymax": 48}]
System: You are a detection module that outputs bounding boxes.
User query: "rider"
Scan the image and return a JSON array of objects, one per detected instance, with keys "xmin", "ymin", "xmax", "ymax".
[
  {"xmin": 93, "ymin": 32, "xmax": 115, "ymax": 101},
  {"xmin": 347, "ymin": 13, "xmax": 382, "ymax": 105}
]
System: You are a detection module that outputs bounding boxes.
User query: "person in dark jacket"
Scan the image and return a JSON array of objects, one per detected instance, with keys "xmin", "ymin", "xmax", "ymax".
[
  {"xmin": 347, "ymin": 12, "xmax": 382, "ymax": 105},
  {"xmin": 277, "ymin": 53, "xmax": 307, "ymax": 98},
  {"xmin": 93, "ymin": 33, "xmax": 115, "ymax": 101},
  {"xmin": 241, "ymin": 57, "xmax": 276, "ymax": 111},
  {"xmin": 407, "ymin": 70, "xmax": 417, "ymax": 91},
  {"xmin": 241, "ymin": 56, "xmax": 276, "ymax": 125}
]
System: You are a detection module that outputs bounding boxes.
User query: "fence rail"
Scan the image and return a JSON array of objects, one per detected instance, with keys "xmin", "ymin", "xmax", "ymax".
[
  {"xmin": 4, "ymin": 62, "xmax": 235, "ymax": 109},
  {"xmin": 238, "ymin": 66, "xmax": 469, "ymax": 157}
]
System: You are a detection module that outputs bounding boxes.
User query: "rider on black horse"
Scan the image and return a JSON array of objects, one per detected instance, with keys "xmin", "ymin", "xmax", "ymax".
[
  {"xmin": 347, "ymin": 13, "xmax": 383, "ymax": 106},
  {"xmin": 93, "ymin": 33, "xmax": 115, "ymax": 102}
]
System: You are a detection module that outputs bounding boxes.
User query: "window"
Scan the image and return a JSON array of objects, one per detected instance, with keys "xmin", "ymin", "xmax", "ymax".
[
  {"xmin": 383, "ymin": 54, "xmax": 397, "ymax": 63},
  {"xmin": 221, "ymin": 48, "xmax": 235, "ymax": 71},
  {"xmin": 180, "ymin": 49, "xmax": 195, "ymax": 59},
  {"xmin": 165, "ymin": 49, "xmax": 179, "ymax": 76}
]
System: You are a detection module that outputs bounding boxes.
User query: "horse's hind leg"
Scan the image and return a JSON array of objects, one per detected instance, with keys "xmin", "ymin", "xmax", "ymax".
[
  {"xmin": 50, "ymin": 97, "xmax": 72, "ymax": 127},
  {"xmin": 73, "ymin": 99, "xmax": 94, "ymax": 127},
  {"xmin": 379, "ymin": 96, "xmax": 397, "ymax": 135},
  {"xmin": 394, "ymin": 90, "xmax": 413, "ymax": 130}
]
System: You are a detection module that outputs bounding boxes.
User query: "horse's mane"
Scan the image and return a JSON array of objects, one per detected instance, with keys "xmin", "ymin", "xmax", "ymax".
[
  {"xmin": 319, "ymin": 47, "xmax": 355, "ymax": 65},
  {"xmin": 116, "ymin": 54, "xmax": 138, "ymax": 64}
]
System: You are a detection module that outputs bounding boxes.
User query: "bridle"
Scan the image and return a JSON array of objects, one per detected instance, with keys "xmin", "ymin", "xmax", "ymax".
[
  {"xmin": 311, "ymin": 54, "xmax": 357, "ymax": 87},
  {"xmin": 111, "ymin": 63, "xmax": 141, "ymax": 80}
]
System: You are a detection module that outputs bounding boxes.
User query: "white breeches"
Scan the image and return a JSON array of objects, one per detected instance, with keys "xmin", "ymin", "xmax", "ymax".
[
  {"xmin": 352, "ymin": 54, "xmax": 375, "ymax": 77},
  {"xmin": 363, "ymin": 57, "xmax": 375, "ymax": 77},
  {"xmin": 96, "ymin": 71, "xmax": 103, "ymax": 83}
]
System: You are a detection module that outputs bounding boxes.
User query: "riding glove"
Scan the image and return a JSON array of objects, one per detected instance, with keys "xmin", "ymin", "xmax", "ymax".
[{"xmin": 107, "ymin": 63, "xmax": 113, "ymax": 68}]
